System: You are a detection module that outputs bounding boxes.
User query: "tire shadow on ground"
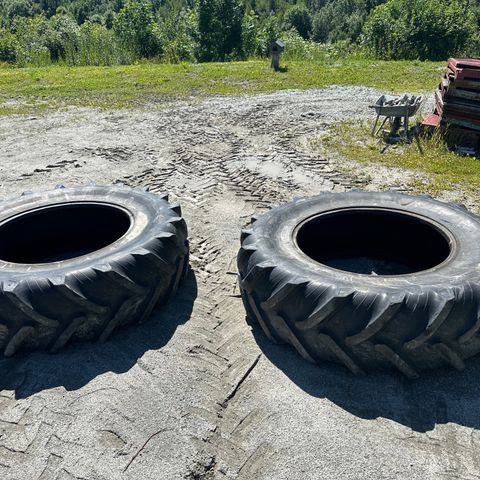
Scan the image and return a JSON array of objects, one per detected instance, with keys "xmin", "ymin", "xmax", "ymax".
[
  {"xmin": 250, "ymin": 319, "xmax": 480, "ymax": 433},
  {"xmin": 0, "ymin": 270, "xmax": 198, "ymax": 400}
]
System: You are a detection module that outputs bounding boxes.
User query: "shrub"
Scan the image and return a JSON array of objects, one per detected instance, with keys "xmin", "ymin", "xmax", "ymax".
[
  {"xmin": 0, "ymin": 29, "xmax": 17, "ymax": 62},
  {"xmin": 3, "ymin": 0, "xmax": 38, "ymax": 22},
  {"xmin": 47, "ymin": 13, "xmax": 79, "ymax": 60},
  {"xmin": 64, "ymin": 21, "xmax": 134, "ymax": 66},
  {"xmin": 280, "ymin": 29, "xmax": 324, "ymax": 61},
  {"xmin": 159, "ymin": 9, "xmax": 196, "ymax": 63},
  {"xmin": 283, "ymin": 5, "xmax": 311, "ymax": 39},
  {"xmin": 312, "ymin": 0, "xmax": 368, "ymax": 44},
  {"xmin": 195, "ymin": 0, "xmax": 244, "ymax": 61},
  {"xmin": 255, "ymin": 16, "xmax": 281, "ymax": 56},
  {"xmin": 113, "ymin": 0, "xmax": 161, "ymax": 58},
  {"xmin": 11, "ymin": 15, "xmax": 52, "ymax": 66},
  {"xmin": 241, "ymin": 12, "xmax": 257, "ymax": 59},
  {"xmin": 363, "ymin": 0, "xmax": 477, "ymax": 60}
]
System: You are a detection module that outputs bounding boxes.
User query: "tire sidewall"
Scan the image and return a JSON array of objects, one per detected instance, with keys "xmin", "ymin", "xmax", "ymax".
[
  {"xmin": 0, "ymin": 186, "xmax": 179, "ymax": 278},
  {"xmin": 251, "ymin": 192, "xmax": 480, "ymax": 292}
]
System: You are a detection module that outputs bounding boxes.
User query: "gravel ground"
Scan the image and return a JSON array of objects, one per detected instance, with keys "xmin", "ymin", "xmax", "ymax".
[{"xmin": 0, "ymin": 86, "xmax": 480, "ymax": 480}]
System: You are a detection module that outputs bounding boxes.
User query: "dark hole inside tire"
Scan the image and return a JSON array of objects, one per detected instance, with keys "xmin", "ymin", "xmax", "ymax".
[
  {"xmin": 295, "ymin": 209, "xmax": 452, "ymax": 275},
  {"xmin": 0, "ymin": 203, "xmax": 131, "ymax": 264}
]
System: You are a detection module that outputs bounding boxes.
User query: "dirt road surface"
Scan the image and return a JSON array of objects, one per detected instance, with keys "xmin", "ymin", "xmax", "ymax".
[{"xmin": 0, "ymin": 87, "xmax": 479, "ymax": 480}]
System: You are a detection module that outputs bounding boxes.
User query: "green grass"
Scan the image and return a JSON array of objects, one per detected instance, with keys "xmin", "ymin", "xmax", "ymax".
[
  {"xmin": 0, "ymin": 58, "xmax": 443, "ymax": 114},
  {"xmin": 321, "ymin": 122, "xmax": 480, "ymax": 198}
]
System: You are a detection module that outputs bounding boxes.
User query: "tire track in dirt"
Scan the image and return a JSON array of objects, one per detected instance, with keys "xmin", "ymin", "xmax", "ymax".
[
  {"xmin": 115, "ymin": 117, "xmax": 379, "ymax": 478},
  {"xmin": 0, "ymin": 87, "xmax": 435, "ymax": 480}
]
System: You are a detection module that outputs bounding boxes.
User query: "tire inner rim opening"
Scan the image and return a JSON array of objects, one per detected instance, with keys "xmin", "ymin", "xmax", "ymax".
[
  {"xmin": 295, "ymin": 208, "xmax": 452, "ymax": 276},
  {"xmin": 0, "ymin": 203, "xmax": 131, "ymax": 264}
]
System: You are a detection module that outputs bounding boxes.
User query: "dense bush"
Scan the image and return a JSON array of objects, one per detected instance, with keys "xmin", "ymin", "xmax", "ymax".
[
  {"xmin": 312, "ymin": 0, "xmax": 372, "ymax": 44},
  {"xmin": 255, "ymin": 16, "xmax": 281, "ymax": 56},
  {"xmin": 280, "ymin": 28, "xmax": 323, "ymax": 60},
  {"xmin": 11, "ymin": 15, "xmax": 53, "ymax": 66},
  {"xmin": 363, "ymin": 0, "xmax": 477, "ymax": 60},
  {"xmin": 0, "ymin": 29, "xmax": 17, "ymax": 62},
  {"xmin": 195, "ymin": 0, "xmax": 243, "ymax": 61},
  {"xmin": 64, "ymin": 21, "xmax": 133, "ymax": 65},
  {"xmin": 113, "ymin": 0, "xmax": 161, "ymax": 57},
  {"xmin": 47, "ymin": 13, "xmax": 79, "ymax": 60},
  {"xmin": 0, "ymin": 0, "xmax": 480, "ymax": 66},
  {"xmin": 283, "ymin": 5, "xmax": 311, "ymax": 39},
  {"xmin": 159, "ymin": 9, "xmax": 196, "ymax": 63},
  {"xmin": 1, "ymin": 0, "xmax": 40, "ymax": 23}
]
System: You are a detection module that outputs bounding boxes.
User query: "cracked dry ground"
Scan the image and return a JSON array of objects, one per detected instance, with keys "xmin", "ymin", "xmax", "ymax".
[{"xmin": 1, "ymin": 87, "xmax": 480, "ymax": 480}]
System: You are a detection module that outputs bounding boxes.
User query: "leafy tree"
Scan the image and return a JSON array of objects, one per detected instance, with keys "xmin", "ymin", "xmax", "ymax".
[
  {"xmin": 312, "ymin": 0, "xmax": 372, "ymax": 44},
  {"xmin": 11, "ymin": 15, "xmax": 53, "ymax": 65},
  {"xmin": 241, "ymin": 12, "xmax": 257, "ymax": 58},
  {"xmin": 195, "ymin": 0, "xmax": 221, "ymax": 61},
  {"xmin": 195, "ymin": 0, "xmax": 243, "ymax": 61},
  {"xmin": 38, "ymin": 0, "xmax": 63, "ymax": 17},
  {"xmin": 311, "ymin": 10, "xmax": 328, "ymax": 43},
  {"xmin": 0, "ymin": 28, "xmax": 17, "ymax": 62},
  {"xmin": 217, "ymin": 0, "xmax": 243, "ymax": 58},
  {"xmin": 113, "ymin": 0, "xmax": 161, "ymax": 57},
  {"xmin": 104, "ymin": 10, "xmax": 115, "ymax": 28},
  {"xmin": 64, "ymin": 20, "xmax": 133, "ymax": 65},
  {"xmin": 3, "ymin": 0, "xmax": 38, "ymax": 21},
  {"xmin": 47, "ymin": 12, "xmax": 79, "ymax": 60},
  {"xmin": 363, "ymin": 0, "xmax": 477, "ymax": 60},
  {"xmin": 255, "ymin": 15, "xmax": 280, "ymax": 55},
  {"xmin": 10, "ymin": 12, "xmax": 80, "ymax": 63},
  {"xmin": 283, "ymin": 5, "xmax": 311, "ymax": 39},
  {"xmin": 159, "ymin": 8, "xmax": 196, "ymax": 62},
  {"xmin": 304, "ymin": 0, "xmax": 327, "ymax": 12},
  {"xmin": 69, "ymin": 0, "xmax": 105, "ymax": 23}
]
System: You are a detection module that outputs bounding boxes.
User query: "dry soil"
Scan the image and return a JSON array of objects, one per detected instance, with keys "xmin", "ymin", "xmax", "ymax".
[{"xmin": 0, "ymin": 87, "xmax": 479, "ymax": 480}]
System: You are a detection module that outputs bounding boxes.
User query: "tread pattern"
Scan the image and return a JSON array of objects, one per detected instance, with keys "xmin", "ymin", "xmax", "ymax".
[
  {"xmin": 433, "ymin": 343, "xmax": 465, "ymax": 371},
  {"xmin": 317, "ymin": 333, "xmax": 365, "ymax": 376},
  {"xmin": 238, "ymin": 196, "xmax": 480, "ymax": 377},
  {"xmin": 374, "ymin": 344, "xmax": 419, "ymax": 379},
  {"xmin": 0, "ymin": 186, "xmax": 189, "ymax": 356}
]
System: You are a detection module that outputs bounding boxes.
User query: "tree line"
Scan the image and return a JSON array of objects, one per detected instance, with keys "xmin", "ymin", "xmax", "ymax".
[{"xmin": 0, "ymin": 0, "xmax": 479, "ymax": 66}]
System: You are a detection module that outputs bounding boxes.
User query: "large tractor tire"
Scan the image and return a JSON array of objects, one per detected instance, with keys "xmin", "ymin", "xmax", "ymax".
[
  {"xmin": 237, "ymin": 191, "xmax": 480, "ymax": 378},
  {"xmin": 0, "ymin": 185, "xmax": 188, "ymax": 356}
]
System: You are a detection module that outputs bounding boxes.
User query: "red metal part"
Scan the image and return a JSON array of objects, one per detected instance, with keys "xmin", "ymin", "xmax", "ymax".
[
  {"xmin": 448, "ymin": 58, "xmax": 480, "ymax": 71},
  {"xmin": 421, "ymin": 112, "xmax": 440, "ymax": 128}
]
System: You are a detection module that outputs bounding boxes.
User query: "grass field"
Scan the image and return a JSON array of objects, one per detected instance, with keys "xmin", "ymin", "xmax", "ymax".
[
  {"xmin": 0, "ymin": 58, "xmax": 443, "ymax": 114},
  {"xmin": 322, "ymin": 122, "xmax": 480, "ymax": 200},
  {"xmin": 4, "ymin": 56, "xmax": 475, "ymax": 202}
]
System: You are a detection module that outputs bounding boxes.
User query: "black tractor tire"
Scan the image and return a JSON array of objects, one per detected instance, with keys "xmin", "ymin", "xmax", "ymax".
[
  {"xmin": 0, "ymin": 185, "xmax": 188, "ymax": 356},
  {"xmin": 237, "ymin": 191, "xmax": 480, "ymax": 378}
]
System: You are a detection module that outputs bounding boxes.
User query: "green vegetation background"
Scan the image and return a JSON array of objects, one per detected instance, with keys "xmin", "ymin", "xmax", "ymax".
[{"xmin": 0, "ymin": 0, "xmax": 479, "ymax": 68}]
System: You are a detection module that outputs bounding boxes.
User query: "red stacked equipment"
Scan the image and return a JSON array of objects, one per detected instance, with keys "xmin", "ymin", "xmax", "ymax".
[{"xmin": 422, "ymin": 58, "xmax": 480, "ymax": 150}]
